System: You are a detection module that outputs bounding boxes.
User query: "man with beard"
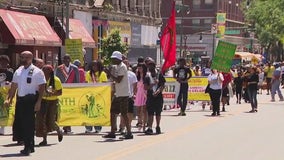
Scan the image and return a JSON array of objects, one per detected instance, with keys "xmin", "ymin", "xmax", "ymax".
[
  {"xmin": 0, "ymin": 55, "xmax": 13, "ymax": 135},
  {"xmin": 4, "ymin": 51, "xmax": 46, "ymax": 156},
  {"xmin": 55, "ymin": 54, "xmax": 79, "ymax": 134}
]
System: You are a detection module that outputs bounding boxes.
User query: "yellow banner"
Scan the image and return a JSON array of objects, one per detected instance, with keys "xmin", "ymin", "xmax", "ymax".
[
  {"xmin": 0, "ymin": 84, "xmax": 111, "ymax": 126},
  {"xmin": 0, "ymin": 86, "xmax": 15, "ymax": 126},
  {"xmin": 163, "ymin": 77, "xmax": 210, "ymax": 107},
  {"xmin": 188, "ymin": 77, "xmax": 210, "ymax": 101}
]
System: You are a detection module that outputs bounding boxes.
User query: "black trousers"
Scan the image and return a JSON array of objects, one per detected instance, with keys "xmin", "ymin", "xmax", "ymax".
[
  {"xmin": 177, "ymin": 83, "xmax": 188, "ymax": 112},
  {"xmin": 13, "ymin": 95, "xmax": 37, "ymax": 150},
  {"xmin": 209, "ymin": 89, "xmax": 222, "ymax": 114}
]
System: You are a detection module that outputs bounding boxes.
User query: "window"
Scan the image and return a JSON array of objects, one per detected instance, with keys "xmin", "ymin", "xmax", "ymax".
[
  {"xmin": 204, "ymin": 19, "xmax": 212, "ymax": 24},
  {"xmin": 204, "ymin": 0, "xmax": 214, "ymax": 9},
  {"xmin": 193, "ymin": 0, "xmax": 201, "ymax": 9},
  {"xmin": 192, "ymin": 19, "xmax": 200, "ymax": 25},
  {"xmin": 205, "ymin": 0, "xmax": 213, "ymax": 4}
]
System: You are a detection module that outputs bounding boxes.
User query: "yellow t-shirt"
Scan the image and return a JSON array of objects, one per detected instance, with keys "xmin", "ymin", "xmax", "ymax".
[
  {"xmin": 43, "ymin": 76, "xmax": 63, "ymax": 100},
  {"xmin": 264, "ymin": 66, "xmax": 275, "ymax": 78},
  {"xmin": 85, "ymin": 71, "xmax": 108, "ymax": 83}
]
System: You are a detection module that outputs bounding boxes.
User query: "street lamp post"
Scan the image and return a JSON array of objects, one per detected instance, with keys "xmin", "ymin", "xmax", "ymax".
[{"xmin": 176, "ymin": 0, "xmax": 189, "ymax": 59}]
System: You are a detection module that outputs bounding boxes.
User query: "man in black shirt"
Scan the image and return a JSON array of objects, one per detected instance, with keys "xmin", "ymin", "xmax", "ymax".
[{"xmin": 173, "ymin": 58, "xmax": 192, "ymax": 116}]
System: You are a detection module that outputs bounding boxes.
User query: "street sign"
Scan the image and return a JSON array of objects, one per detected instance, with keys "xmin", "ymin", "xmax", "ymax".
[{"xmin": 225, "ymin": 30, "xmax": 241, "ymax": 35}]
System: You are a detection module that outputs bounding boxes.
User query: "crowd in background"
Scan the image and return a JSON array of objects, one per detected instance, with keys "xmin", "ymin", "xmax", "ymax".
[{"xmin": 1, "ymin": 49, "xmax": 284, "ymax": 156}]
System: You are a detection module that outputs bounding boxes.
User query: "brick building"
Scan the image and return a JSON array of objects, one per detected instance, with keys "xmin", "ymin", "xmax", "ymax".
[{"xmin": 161, "ymin": 0, "xmax": 255, "ymax": 64}]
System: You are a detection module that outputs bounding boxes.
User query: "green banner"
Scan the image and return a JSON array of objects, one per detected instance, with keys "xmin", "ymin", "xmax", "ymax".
[{"xmin": 211, "ymin": 41, "xmax": 236, "ymax": 73}]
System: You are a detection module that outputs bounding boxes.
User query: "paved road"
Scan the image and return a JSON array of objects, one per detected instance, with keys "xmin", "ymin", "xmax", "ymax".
[{"xmin": 1, "ymin": 91, "xmax": 284, "ymax": 160}]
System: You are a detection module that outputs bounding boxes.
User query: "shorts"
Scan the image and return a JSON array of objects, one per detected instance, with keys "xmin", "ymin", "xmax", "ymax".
[
  {"xmin": 146, "ymin": 96, "xmax": 163, "ymax": 116},
  {"xmin": 110, "ymin": 96, "xmax": 128, "ymax": 115},
  {"xmin": 128, "ymin": 98, "xmax": 134, "ymax": 113}
]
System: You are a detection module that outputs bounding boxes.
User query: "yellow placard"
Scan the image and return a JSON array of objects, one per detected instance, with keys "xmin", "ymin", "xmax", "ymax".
[{"xmin": 65, "ymin": 39, "xmax": 84, "ymax": 63}]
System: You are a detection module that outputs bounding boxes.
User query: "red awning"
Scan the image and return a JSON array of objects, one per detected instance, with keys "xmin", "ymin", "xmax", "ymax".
[
  {"xmin": 0, "ymin": 9, "xmax": 61, "ymax": 46},
  {"xmin": 69, "ymin": 19, "xmax": 96, "ymax": 48}
]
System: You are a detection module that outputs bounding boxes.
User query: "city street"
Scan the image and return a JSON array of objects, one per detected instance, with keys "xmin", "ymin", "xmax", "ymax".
[{"xmin": 1, "ymin": 91, "xmax": 284, "ymax": 160}]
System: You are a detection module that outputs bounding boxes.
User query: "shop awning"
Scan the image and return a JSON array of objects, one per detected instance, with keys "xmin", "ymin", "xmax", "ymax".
[
  {"xmin": 68, "ymin": 19, "xmax": 96, "ymax": 48},
  {"xmin": 0, "ymin": 9, "xmax": 61, "ymax": 46}
]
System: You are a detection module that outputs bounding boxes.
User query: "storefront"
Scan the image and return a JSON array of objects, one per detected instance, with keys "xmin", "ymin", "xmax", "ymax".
[{"xmin": 0, "ymin": 9, "xmax": 62, "ymax": 69}]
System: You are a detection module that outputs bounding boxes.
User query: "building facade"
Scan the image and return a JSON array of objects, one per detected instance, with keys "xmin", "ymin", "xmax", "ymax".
[
  {"xmin": 0, "ymin": 0, "xmax": 162, "ymax": 67},
  {"xmin": 161, "ymin": 0, "xmax": 255, "ymax": 65}
]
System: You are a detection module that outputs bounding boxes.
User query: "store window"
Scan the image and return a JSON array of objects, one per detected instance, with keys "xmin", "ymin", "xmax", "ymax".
[
  {"xmin": 204, "ymin": 0, "xmax": 213, "ymax": 9},
  {"xmin": 193, "ymin": 0, "xmax": 201, "ymax": 9},
  {"xmin": 204, "ymin": 19, "xmax": 213, "ymax": 24},
  {"xmin": 192, "ymin": 19, "xmax": 201, "ymax": 25}
]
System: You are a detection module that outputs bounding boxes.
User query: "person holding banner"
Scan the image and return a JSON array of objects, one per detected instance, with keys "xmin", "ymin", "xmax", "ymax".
[
  {"xmin": 35, "ymin": 65, "xmax": 63, "ymax": 146},
  {"xmin": 173, "ymin": 58, "xmax": 192, "ymax": 116},
  {"xmin": 55, "ymin": 54, "xmax": 80, "ymax": 134},
  {"xmin": 208, "ymin": 69, "xmax": 224, "ymax": 116},
  {"xmin": 103, "ymin": 51, "xmax": 133, "ymax": 139},
  {"xmin": 84, "ymin": 60, "xmax": 108, "ymax": 133},
  {"xmin": 0, "ymin": 55, "xmax": 13, "ymax": 135}
]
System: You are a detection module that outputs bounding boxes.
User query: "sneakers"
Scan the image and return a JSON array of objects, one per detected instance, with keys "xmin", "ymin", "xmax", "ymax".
[
  {"xmin": 85, "ymin": 129, "xmax": 92, "ymax": 134},
  {"xmin": 39, "ymin": 140, "xmax": 47, "ymax": 146},
  {"xmin": 156, "ymin": 126, "xmax": 161, "ymax": 134},
  {"xmin": 178, "ymin": 111, "xmax": 186, "ymax": 116},
  {"xmin": 144, "ymin": 128, "xmax": 153, "ymax": 135},
  {"xmin": 119, "ymin": 133, "xmax": 133, "ymax": 140},
  {"xmin": 270, "ymin": 99, "xmax": 275, "ymax": 102},
  {"xmin": 280, "ymin": 99, "xmax": 284, "ymax": 101},
  {"xmin": 102, "ymin": 133, "xmax": 116, "ymax": 139}
]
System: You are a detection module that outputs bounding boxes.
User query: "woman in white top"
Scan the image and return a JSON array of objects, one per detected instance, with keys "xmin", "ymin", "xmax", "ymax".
[{"xmin": 208, "ymin": 69, "xmax": 224, "ymax": 116}]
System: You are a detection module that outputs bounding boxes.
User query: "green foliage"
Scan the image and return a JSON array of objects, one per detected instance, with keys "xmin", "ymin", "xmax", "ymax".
[
  {"xmin": 243, "ymin": 0, "xmax": 284, "ymax": 60},
  {"xmin": 243, "ymin": 0, "xmax": 284, "ymax": 49},
  {"xmin": 100, "ymin": 28, "xmax": 128, "ymax": 65}
]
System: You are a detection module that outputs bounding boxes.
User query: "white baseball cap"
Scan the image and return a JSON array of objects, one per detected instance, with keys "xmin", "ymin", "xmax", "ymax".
[{"xmin": 110, "ymin": 51, "xmax": 122, "ymax": 60}]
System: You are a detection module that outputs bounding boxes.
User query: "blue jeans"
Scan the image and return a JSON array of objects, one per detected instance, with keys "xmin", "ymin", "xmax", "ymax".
[
  {"xmin": 248, "ymin": 88, "xmax": 257, "ymax": 110},
  {"xmin": 271, "ymin": 80, "xmax": 284, "ymax": 100}
]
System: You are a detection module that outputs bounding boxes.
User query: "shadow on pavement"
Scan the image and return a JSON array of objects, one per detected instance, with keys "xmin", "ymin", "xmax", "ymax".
[
  {"xmin": 0, "ymin": 153, "xmax": 27, "ymax": 158},
  {"xmin": 95, "ymin": 139, "xmax": 124, "ymax": 143}
]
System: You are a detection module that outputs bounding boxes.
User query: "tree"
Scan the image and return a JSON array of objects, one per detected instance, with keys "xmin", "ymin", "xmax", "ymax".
[
  {"xmin": 100, "ymin": 28, "xmax": 128, "ymax": 65},
  {"xmin": 243, "ymin": 0, "xmax": 284, "ymax": 61}
]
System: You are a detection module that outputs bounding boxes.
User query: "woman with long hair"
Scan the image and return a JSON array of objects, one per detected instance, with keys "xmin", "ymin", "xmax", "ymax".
[
  {"xmin": 134, "ymin": 63, "xmax": 148, "ymax": 131},
  {"xmin": 85, "ymin": 60, "xmax": 108, "ymax": 133},
  {"xmin": 247, "ymin": 66, "xmax": 259, "ymax": 112},
  {"xmin": 35, "ymin": 65, "xmax": 63, "ymax": 146}
]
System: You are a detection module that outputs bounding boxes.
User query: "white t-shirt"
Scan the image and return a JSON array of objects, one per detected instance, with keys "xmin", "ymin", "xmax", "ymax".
[
  {"xmin": 128, "ymin": 70, "xmax": 138, "ymax": 97},
  {"xmin": 12, "ymin": 64, "xmax": 46, "ymax": 97},
  {"xmin": 208, "ymin": 73, "xmax": 224, "ymax": 90},
  {"xmin": 114, "ymin": 63, "xmax": 130, "ymax": 97}
]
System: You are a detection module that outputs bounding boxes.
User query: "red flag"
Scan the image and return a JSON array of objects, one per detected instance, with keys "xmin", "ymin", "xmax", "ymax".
[{"xmin": 161, "ymin": 1, "xmax": 176, "ymax": 73}]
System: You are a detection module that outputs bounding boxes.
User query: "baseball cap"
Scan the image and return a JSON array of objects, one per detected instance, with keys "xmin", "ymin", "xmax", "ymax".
[
  {"xmin": 111, "ymin": 51, "xmax": 123, "ymax": 60},
  {"xmin": 73, "ymin": 59, "xmax": 81, "ymax": 67}
]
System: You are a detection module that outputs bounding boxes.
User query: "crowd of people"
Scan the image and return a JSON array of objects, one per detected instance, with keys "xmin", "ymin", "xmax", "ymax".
[{"xmin": 1, "ymin": 49, "xmax": 284, "ymax": 156}]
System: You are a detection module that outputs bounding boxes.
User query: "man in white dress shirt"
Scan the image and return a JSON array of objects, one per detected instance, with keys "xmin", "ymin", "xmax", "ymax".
[{"xmin": 4, "ymin": 51, "xmax": 46, "ymax": 156}]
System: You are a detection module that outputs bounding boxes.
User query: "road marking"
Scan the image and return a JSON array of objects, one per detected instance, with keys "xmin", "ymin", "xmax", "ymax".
[{"xmin": 96, "ymin": 105, "xmax": 247, "ymax": 160}]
